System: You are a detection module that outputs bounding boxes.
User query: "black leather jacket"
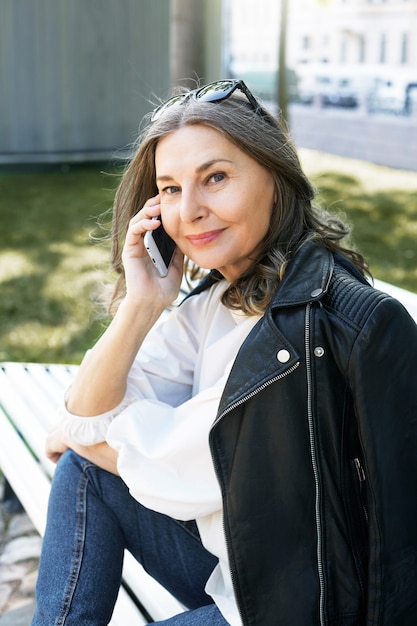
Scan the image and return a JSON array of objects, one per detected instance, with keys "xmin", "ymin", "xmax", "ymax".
[{"xmin": 201, "ymin": 242, "xmax": 417, "ymax": 626}]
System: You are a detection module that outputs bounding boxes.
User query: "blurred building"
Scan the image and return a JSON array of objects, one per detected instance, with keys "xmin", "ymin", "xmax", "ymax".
[
  {"xmin": 287, "ymin": 0, "xmax": 417, "ymax": 69},
  {"xmin": 227, "ymin": 0, "xmax": 417, "ymax": 70},
  {"xmin": 227, "ymin": 0, "xmax": 280, "ymax": 75},
  {"xmin": 288, "ymin": 0, "xmax": 417, "ymax": 112},
  {"xmin": 225, "ymin": 0, "xmax": 281, "ymax": 99},
  {"xmin": 227, "ymin": 0, "xmax": 417, "ymax": 112}
]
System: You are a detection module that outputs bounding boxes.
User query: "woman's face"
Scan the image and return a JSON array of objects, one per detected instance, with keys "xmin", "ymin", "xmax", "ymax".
[{"xmin": 154, "ymin": 124, "xmax": 276, "ymax": 282}]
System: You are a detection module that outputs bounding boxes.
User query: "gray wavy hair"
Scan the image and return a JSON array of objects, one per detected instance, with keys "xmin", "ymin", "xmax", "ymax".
[{"xmin": 109, "ymin": 90, "xmax": 367, "ymax": 315}]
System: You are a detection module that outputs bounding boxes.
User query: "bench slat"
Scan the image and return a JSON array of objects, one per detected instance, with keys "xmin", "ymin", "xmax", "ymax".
[
  {"xmin": 18, "ymin": 362, "xmax": 74, "ymax": 408},
  {"xmin": 122, "ymin": 552, "xmax": 185, "ymax": 621},
  {"xmin": 109, "ymin": 585, "xmax": 148, "ymax": 625},
  {"xmin": 0, "ymin": 406, "xmax": 51, "ymax": 536},
  {"xmin": 0, "ymin": 381, "xmax": 55, "ymax": 477},
  {"xmin": 1, "ymin": 363, "xmax": 63, "ymax": 426},
  {"xmin": 45, "ymin": 363, "xmax": 79, "ymax": 390}
]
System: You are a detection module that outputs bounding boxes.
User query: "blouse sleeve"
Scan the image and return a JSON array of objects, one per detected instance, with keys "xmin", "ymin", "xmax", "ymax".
[
  {"xmin": 54, "ymin": 288, "xmax": 207, "ymax": 446},
  {"xmin": 55, "ymin": 382, "xmax": 146, "ymax": 445},
  {"xmin": 106, "ymin": 361, "xmax": 235, "ymax": 521}
]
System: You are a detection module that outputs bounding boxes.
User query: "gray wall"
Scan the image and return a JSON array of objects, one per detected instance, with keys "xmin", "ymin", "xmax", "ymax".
[{"xmin": 0, "ymin": 0, "xmax": 171, "ymax": 163}]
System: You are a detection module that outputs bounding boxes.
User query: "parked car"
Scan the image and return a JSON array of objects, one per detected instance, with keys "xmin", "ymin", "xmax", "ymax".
[
  {"xmin": 295, "ymin": 65, "xmax": 366, "ymax": 108},
  {"xmin": 317, "ymin": 76, "xmax": 358, "ymax": 108},
  {"xmin": 368, "ymin": 76, "xmax": 417, "ymax": 115},
  {"xmin": 368, "ymin": 79, "xmax": 405, "ymax": 114}
]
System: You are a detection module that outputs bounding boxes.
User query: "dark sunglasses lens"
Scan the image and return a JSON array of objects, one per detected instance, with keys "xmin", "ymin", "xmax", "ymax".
[
  {"xmin": 195, "ymin": 81, "xmax": 237, "ymax": 102},
  {"xmin": 150, "ymin": 80, "xmax": 271, "ymax": 125},
  {"xmin": 151, "ymin": 93, "xmax": 188, "ymax": 121}
]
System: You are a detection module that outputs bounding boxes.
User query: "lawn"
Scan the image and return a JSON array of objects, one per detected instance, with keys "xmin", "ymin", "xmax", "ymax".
[
  {"xmin": 299, "ymin": 149, "xmax": 417, "ymax": 291},
  {"xmin": 0, "ymin": 151, "xmax": 416, "ymax": 364},
  {"xmin": 0, "ymin": 165, "xmax": 118, "ymax": 364}
]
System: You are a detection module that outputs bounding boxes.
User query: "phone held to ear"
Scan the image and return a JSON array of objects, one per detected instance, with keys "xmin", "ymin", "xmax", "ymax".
[{"xmin": 144, "ymin": 217, "xmax": 176, "ymax": 277}]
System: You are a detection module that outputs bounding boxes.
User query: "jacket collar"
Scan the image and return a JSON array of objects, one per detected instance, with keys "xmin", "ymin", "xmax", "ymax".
[
  {"xmin": 270, "ymin": 241, "xmax": 334, "ymax": 309},
  {"xmin": 212, "ymin": 243, "xmax": 333, "ymax": 418},
  {"xmin": 186, "ymin": 241, "xmax": 335, "ymax": 306}
]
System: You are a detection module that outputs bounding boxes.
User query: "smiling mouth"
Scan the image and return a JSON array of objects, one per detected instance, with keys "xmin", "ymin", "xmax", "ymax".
[{"xmin": 186, "ymin": 229, "xmax": 225, "ymax": 245}]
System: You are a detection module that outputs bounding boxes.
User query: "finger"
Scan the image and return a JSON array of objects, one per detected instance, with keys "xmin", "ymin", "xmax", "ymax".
[
  {"xmin": 49, "ymin": 452, "xmax": 61, "ymax": 464},
  {"xmin": 45, "ymin": 446, "xmax": 61, "ymax": 463},
  {"xmin": 131, "ymin": 195, "xmax": 161, "ymax": 222},
  {"xmin": 127, "ymin": 212, "xmax": 162, "ymax": 245}
]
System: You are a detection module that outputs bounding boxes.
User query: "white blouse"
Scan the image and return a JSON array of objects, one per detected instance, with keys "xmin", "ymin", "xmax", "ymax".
[{"xmin": 58, "ymin": 280, "xmax": 261, "ymax": 626}]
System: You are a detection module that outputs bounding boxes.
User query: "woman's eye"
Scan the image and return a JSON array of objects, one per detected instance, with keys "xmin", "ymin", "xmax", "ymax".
[
  {"xmin": 163, "ymin": 185, "xmax": 181, "ymax": 195},
  {"xmin": 209, "ymin": 172, "xmax": 225, "ymax": 184}
]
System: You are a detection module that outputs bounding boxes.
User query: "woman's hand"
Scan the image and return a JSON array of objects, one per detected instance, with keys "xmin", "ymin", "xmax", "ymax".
[
  {"xmin": 64, "ymin": 194, "xmax": 184, "ymax": 418},
  {"xmin": 46, "ymin": 425, "xmax": 119, "ymax": 475},
  {"xmin": 122, "ymin": 195, "xmax": 184, "ymax": 309},
  {"xmin": 45, "ymin": 426, "xmax": 70, "ymax": 464}
]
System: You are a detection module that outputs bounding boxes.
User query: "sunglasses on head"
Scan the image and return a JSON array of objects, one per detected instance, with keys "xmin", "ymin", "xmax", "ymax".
[{"xmin": 151, "ymin": 79, "xmax": 273, "ymax": 124}]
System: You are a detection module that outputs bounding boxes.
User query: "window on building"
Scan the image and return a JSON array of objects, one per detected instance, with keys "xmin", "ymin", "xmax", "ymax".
[
  {"xmin": 380, "ymin": 33, "xmax": 386, "ymax": 63},
  {"xmin": 401, "ymin": 32, "xmax": 408, "ymax": 63},
  {"xmin": 340, "ymin": 39, "xmax": 347, "ymax": 63},
  {"xmin": 359, "ymin": 35, "xmax": 366, "ymax": 63},
  {"xmin": 301, "ymin": 35, "xmax": 311, "ymax": 50}
]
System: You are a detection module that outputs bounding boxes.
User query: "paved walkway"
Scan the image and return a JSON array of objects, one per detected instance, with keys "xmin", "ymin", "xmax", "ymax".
[
  {"xmin": 289, "ymin": 102, "xmax": 417, "ymax": 172},
  {"xmin": 0, "ymin": 481, "xmax": 39, "ymax": 625}
]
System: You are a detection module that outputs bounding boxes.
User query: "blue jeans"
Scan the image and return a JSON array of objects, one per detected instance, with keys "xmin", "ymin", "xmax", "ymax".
[{"xmin": 31, "ymin": 450, "xmax": 229, "ymax": 625}]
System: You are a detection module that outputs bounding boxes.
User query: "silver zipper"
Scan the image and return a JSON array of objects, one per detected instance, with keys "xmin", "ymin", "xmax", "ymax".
[
  {"xmin": 212, "ymin": 360, "xmax": 300, "ymax": 428},
  {"xmin": 211, "ymin": 359, "xmax": 300, "ymax": 625},
  {"xmin": 305, "ymin": 302, "xmax": 326, "ymax": 626},
  {"xmin": 354, "ymin": 457, "xmax": 365, "ymax": 483},
  {"xmin": 353, "ymin": 457, "xmax": 368, "ymax": 524}
]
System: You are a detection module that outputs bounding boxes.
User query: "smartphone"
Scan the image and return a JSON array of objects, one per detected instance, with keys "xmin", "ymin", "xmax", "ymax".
[{"xmin": 144, "ymin": 217, "xmax": 176, "ymax": 277}]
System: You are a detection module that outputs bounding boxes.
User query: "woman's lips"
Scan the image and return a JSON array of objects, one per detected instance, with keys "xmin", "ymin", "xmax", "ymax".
[{"xmin": 185, "ymin": 229, "xmax": 225, "ymax": 246}]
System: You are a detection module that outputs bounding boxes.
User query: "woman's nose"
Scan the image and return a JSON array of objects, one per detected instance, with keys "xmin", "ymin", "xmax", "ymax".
[{"xmin": 179, "ymin": 188, "xmax": 207, "ymax": 223}]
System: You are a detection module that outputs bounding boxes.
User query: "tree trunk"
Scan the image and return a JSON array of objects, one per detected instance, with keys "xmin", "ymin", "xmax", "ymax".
[
  {"xmin": 170, "ymin": 0, "xmax": 206, "ymax": 88},
  {"xmin": 278, "ymin": 0, "xmax": 289, "ymax": 123}
]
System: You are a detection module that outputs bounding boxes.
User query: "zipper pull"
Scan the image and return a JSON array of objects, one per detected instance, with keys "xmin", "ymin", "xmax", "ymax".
[{"xmin": 354, "ymin": 457, "xmax": 366, "ymax": 482}]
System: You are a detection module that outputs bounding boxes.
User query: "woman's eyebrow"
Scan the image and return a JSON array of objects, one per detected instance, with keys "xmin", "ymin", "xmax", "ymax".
[
  {"xmin": 156, "ymin": 159, "xmax": 233, "ymax": 183},
  {"xmin": 195, "ymin": 159, "xmax": 232, "ymax": 173},
  {"xmin": 156, "ymin": 174, "xmax": 175, "ymax": 182}
]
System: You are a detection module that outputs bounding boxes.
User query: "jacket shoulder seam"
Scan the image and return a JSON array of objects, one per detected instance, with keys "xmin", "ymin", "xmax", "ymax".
[{"xmin": 324, "ymin": 267, "xmax": 388, "ymax": 328}]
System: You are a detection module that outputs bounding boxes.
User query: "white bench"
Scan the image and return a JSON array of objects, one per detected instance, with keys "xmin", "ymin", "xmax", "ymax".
[
  {"xmin": 0, "ymin": 361, "xmax": 185, "ymax": 625},
  {"xmin": 0, "ymin": 279, "xmax": 416, "ymax": 624}
]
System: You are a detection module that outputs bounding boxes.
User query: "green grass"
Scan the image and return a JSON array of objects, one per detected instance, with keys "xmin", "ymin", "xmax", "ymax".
[
  {"xmin": 299, "ymin": 149, "xmax": 417, "ymax": 290},
  {"xmin": 0, "ymin": 152, "xmax": 416, "ymax": 364},
  {"xmin": 0, "ymin": 165, "xmax": 119, "ymax": 364}
]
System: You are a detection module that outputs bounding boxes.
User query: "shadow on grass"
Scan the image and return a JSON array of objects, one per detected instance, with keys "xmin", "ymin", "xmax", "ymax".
[
  {"xmin": 313, "ymin": 173, "xmax": 417, "ymax": 291},
  {"xmin": 0, "ymin": 245, "xmax": 111, "ymax": 363},
  {"xmin": 0, "ymin": 166, "xmax": 116, "ymax": 363}
]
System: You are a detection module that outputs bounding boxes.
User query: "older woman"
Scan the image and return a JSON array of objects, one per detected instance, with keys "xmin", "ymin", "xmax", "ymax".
[{"xmin": 32, "ymin": 80, "xmax": 417, "ymax": 626}]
